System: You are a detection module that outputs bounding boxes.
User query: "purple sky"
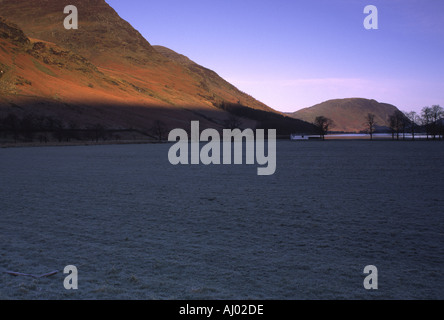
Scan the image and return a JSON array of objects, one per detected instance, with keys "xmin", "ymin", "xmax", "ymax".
[{"xmin": 106, "ymin": 0, "xmax": 444, "ymax": 113}]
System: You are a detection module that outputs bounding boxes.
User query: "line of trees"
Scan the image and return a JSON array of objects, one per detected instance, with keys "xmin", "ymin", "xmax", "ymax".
[
  {"xmin": 384, "ymin": 105, "xmax": 443, "ymax": 140},
  {"xmin": 362, "ymin": 105, "xmax": 444, "ymax": 140},
  {"xmin": 312, "ymin": 104, "xmax": 443, "ymax": 141},
  {"xmin": 418, "ymin": 105, "xmax": 444, "ymax": 140},
  {"xmin": 0, "ymin": 113, "xmax": 162, "ymax": 143},
  {"xmin": 0, "ymin": 113, "xmax": 114, "ymax": 143}
]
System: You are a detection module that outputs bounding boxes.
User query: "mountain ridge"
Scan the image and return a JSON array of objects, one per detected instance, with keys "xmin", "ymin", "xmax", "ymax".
[
  {"xmin": 288, "ymin": 98, "xmax": 402, "ymax": 133},
  {"xmin": 0, "ymin": 0, "xmax": 276, "ymax": 114},
  {"xmin": 2, "ymin": 0, "xmax": 314, "ymax": 138}
]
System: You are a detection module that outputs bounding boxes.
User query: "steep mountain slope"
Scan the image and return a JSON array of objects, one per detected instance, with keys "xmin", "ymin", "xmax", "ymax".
[
  {"xmin": 153, "ymin": 45, "xmax": 276, "ymax": 113},
  {"xmin": 1, "ymin": 0, "xmax": 161, "ymax": 64},
  {"xmin": 0, "ymin": 16, "xmax": 210, "ymax": 130},
  {"xmin": 289, "ymin": 98, "xmax": 402, "ymax": 132},
  {"xmin": 0, "ymin": 0, "xmax": 277, "ymax": 117}
]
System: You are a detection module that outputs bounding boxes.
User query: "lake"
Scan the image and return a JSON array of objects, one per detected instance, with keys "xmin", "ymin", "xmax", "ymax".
[{"xmin": 0, "ymin": 140, "xmax": 443, "ymax": 299}]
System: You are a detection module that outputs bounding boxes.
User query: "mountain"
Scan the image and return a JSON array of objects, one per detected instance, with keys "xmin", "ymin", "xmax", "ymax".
[
  {"xmin": 0, "ymin": 16, "xmax": 195, "ymax": 132},
  {"xmin": 288, "ymin": 98, "xmax": 402, "ymax": 133},
  {"xmin": 152, "ymin": 45, "xmax": 273, "ymax": 112},
  {"xmin": 1, "ymin": 0, "xmax": 312, "ymax": 139}
]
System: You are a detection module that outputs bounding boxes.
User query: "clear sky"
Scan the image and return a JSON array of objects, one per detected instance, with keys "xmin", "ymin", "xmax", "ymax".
[{"xmin": 106, "ymin": 0, "xmax": 444, "ymax": 113}]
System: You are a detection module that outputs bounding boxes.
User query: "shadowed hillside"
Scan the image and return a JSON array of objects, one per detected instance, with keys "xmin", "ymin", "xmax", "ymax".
[{"xmin": 0, "ymin": 0, "xmax": 317, "ymax": 139}]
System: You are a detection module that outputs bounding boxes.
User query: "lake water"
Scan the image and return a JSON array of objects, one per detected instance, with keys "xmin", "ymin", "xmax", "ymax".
[
  {"xmin": 327, "ymin": 133, "xmax": 435, "ymax": 139},
  {"xmin": 0, "ymin": 141, "xmax": 443, "ymax": 299}
]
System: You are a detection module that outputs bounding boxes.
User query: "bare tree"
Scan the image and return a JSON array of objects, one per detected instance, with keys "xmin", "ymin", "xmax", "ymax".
[
  {"xmin": 404, "ymin": 111, "xmax": 418, "ymax": 140},
  {"xmin": 0, "ymin": 115, "xmax": 4, "ymax": 138},
  {"xmin": 20, "ymin": 114, "xmax": 37, "ymax": 142},
  {"xmin": 150, "ymin": 120, "xmax": 168, "ymax": 141},
  {"xmin": 314, "ymin": 116, "xmax": 334, "ymax": 140},
  {"xmin": 439, "ymin": 118, "xmax": 444, "ymax": 140},
  {"xmin": 52, "ymin": 119, "xmax": 66, "ymax": 142},
  {"xmin": 67, "ymin": 120, "xmax": 79, "ymax": 141},
  {"xmin": 388, "ymin": 113, "xmax": 396, "ymax": 140},
  {"xmin": 388, "ymin": 110, "xmax": 405, "ymax": 140},
  {"xmin": 430, "ymin": 105, "xmax": 444, "ymax": 140},
  {"xmin": 364, "ymin": 113, "xmax": 377, "ymax": 140},
  {"xmin": 3, "ymin": 113, "xmax": 20, "ymax": 142},
  {"xmin": 401, "ymin": 113, "xmax": 407, "ymax": 140},
  {"xmin": 93, "ymin": 124, "xmax": 106, "ymax": 142},
  {"xmin": 224, "ymin": 114, "xmax": 243, "ymax": 130},
  {"xmin": 421, "ymin": 107, "xmax": 433, "ymax": 140}
]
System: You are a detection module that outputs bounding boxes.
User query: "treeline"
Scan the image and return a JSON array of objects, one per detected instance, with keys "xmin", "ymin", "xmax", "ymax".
[
  {"xmin": 377, "ymin": 105, "xmax": 444, "ymax": 140},
  {"xmin": 386, "ymin": 105, "xmax": 444, "ymax": 140},
  {"xmin": 320, "ymin": 105, "xmax": 444, "ymax": 141},
  {"xmin": 0, "ymin": 113, "xmax": 150, "ymax": 143}
]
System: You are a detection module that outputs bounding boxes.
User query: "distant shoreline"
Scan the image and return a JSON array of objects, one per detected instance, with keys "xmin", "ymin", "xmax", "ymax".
[{"xmin": 2, "ymin": 136, "xmax": 442, "ymax": 148}]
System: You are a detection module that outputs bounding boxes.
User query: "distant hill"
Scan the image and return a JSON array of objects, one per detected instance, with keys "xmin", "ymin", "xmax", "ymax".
[
  {"xmin": 288, "ymin": 98, "xmax": 402, "ymax": 133},
  {"xmin": 0, "ymin": 0, "xmax": 314, "ymax": 137}
]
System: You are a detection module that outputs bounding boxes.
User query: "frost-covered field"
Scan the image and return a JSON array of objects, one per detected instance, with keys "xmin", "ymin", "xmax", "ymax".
[{"xmin": 0, "ymin": 141, "xmax": 443, "ymax": 299}]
